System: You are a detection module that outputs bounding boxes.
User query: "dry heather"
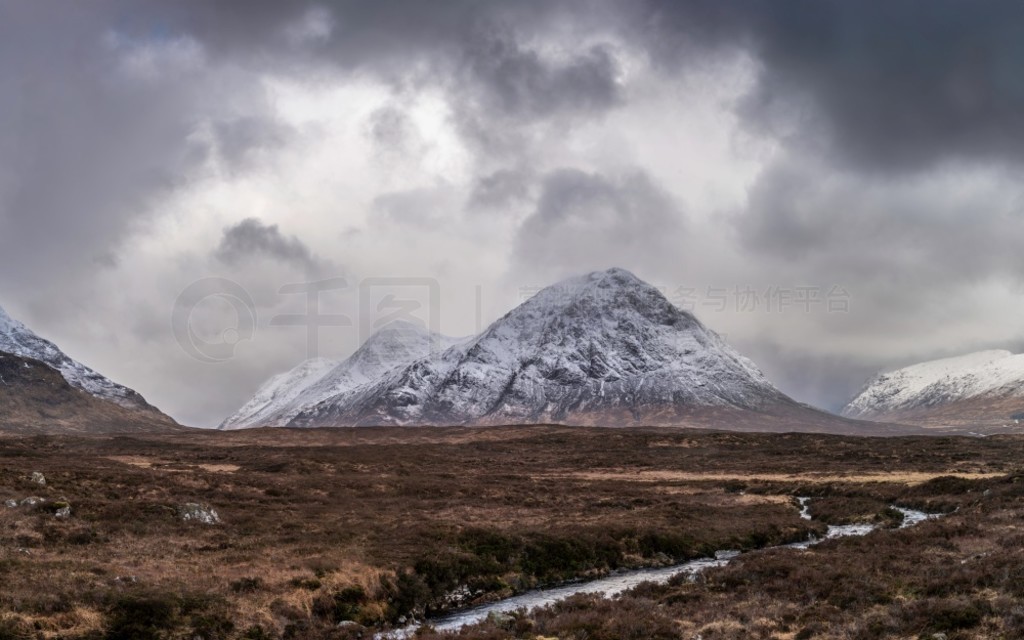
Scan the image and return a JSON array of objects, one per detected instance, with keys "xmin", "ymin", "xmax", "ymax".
[{"xmin": 0, "ymin": 426, "xmax": 1021, "ymax": 639}]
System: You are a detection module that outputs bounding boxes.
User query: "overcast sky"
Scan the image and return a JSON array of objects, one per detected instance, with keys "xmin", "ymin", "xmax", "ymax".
[{"xmin": 3, "ymin": 1, "xmax": 1024, "ymax": 427}]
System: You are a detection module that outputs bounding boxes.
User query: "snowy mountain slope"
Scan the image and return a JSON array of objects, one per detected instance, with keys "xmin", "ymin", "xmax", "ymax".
[
  {"xmin": 0, "ymin": 304, "xmax": 170, "ymax": 419},
  {"xmin": 219, "ymin": 358, "xmax": 339, "ymax": 430},
  {"xmin": 220, "ymin": 320, "xmax": 461, "ymax": 429},
  {"xmin": 843, "ymin": 350, "xmax": 1024, "ymax": 423},
  {"xmin": 287, "ymin": 268, "xmax": 800, "ymax": 428}
]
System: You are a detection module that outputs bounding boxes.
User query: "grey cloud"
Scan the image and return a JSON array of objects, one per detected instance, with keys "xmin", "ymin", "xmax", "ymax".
[
  {"xmin": 460, "ymin": 32, "xmax": 623, "ymax": 120},
  {"xmin": 513, "ymin": 168, "xmax": 685, "ymax": 276},
  {"xmin": 214, "ymin": 218, "xmax": 320, "ymax": 271},
  {"xmin": 146, "ymin": 1, "xmax": 1024, "ymax": 171},
  {"xmin": 365, "ymin": 106, "xmax": 412, "ymax": 151},
  {"xmin": 634, "ymin": 0, "xmax": 1024, "ymax": 171},
  {"xmin": 737, "ymin": 158, "xmax": 1024, "ymax": 287},
  {"xmin": 0, "ymin": 2, "xmax": 275, "ymax": 313},
  {"xmin": 449, "ymin": 31, "xmax": 625, "ymax": 163},
  {"xmin": 734, "ymin": 341, "xmax": 894, "ymax": 414},
  {"xmin": 212, "ymin": 116, "xmax": 293, "ymax": 168},
  {"xmin": 467, "ymin": 168, "xmax": 535, "ymax": 212},
  {"xmin": 373, "ymin": 186, "xmax": 460, "ymax": 227}
]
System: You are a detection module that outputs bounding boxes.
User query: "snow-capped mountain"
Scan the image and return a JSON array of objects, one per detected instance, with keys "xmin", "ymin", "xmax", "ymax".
[
  {"xmin": 286, "ymin": 268, "xmax": 799, "ymax": 428},
  {"xmin": 843, "ymin": 350, "xmax": 1024, "ymax": 427},
  {"xmin": 0, "ymin": 304, "xmax": 167, "ymax": 414},
  {"xmin": 220, "ymin": 320, "xmax": 461, "ymax": 429}
]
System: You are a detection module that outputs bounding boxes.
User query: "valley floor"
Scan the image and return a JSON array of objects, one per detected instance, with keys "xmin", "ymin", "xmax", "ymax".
[{"xmin": 1, "ymin": 426, "xmax": 1022, "ymax": 639}]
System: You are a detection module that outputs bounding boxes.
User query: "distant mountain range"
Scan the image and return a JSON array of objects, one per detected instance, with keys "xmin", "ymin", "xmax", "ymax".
[
  {"xmin": 225, "ymin": 268, "xmax": 899, "ymax": 435},
  {"xmin": 22, "ymin": 268, "xmax": 1013, "ymax": 437},
  {"xmin": 844, "ymin": 350, "xmax": 1024, "ymax": 430},
  {"xmin": 0, "ymin": 305, "xmax": 177, "ymax": 433}
]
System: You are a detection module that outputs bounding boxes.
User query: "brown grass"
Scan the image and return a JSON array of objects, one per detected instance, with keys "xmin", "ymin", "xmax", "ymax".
[{"xmin": 0, "ymin": 425, "xmax": 1021, "ymax": 638}]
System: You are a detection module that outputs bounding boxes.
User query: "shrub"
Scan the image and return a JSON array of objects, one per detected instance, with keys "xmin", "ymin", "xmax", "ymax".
[
  {"xmin": 104, "ymin": 594, "xmax": 178, "ymax": 640},
  {"xmin": 0, "ymin": 618, "xmax": 30, "ymax": 640},
  {"xmin": 312, "ymin": 585, "xmax": 367, "ymax": 623},
  {"xmin": 231, "ymin": 577, "xmax": 264, "ymax": 594}
]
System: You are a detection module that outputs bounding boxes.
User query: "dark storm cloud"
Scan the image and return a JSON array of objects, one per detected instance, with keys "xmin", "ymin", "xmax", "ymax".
[
  {"xmin": 513, "ymin": 168, "xmax": 685, "ymax": 275},
  {"xmin": 0, "ymin": 2, "xmax": 277, "ymax": 313},
  {"xmin": 460, "ymin": 33, "xmax": 623, "ymax": 120},
  {"xmin": 634, "ymin": 0, "xmax": 1024, "ymax": 171},
  {"xmin": 214, "ymin": 218, "xmax": 319, "ymax": 271},
  {"xmin": 109, "ymin": 0, "xmax": 1024, "ymax": 173}
]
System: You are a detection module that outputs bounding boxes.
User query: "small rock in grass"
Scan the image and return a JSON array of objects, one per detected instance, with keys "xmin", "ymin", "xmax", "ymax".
[
  {"xmin": 179, "ymin": 503, "xmax": 221, "ymax": 525},
  {"xmin": 54, "ymin": 501, "xmax": 72, "ymax": 518}
]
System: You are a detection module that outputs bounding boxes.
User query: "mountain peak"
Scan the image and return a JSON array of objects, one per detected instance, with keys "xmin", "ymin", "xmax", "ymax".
[
  {"xmin": 538, "ymin": 268, "xmax": 654, "ymax": 300},
  {"xmin": 282, "ymin": 269, "xmax": 786, "ymax": 427},
  {"xmin": 491, "ymin": 268, "xmax": 693, "ymax": 352},
  {"xmin": 360, "ymin": 318, "xmax": 437, "ymax": 344},
  {"xmin": 570, "ymin": 267, "xmax": 645, "ymax": 287}
]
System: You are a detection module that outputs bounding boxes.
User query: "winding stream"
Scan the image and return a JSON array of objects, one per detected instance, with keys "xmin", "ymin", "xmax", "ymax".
[{"xmin": 381, "ymin": 499, "xmax": 943, "ymax": 637}]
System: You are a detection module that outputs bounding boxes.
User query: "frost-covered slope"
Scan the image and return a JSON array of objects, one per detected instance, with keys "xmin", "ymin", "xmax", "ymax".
[
  {"xmin": 0, "ymin": 304, "xmax": 168, "ymax": 417},
  {"xmin": 220, "ymin": 320, "xmax": 460, "ymax": 429},
  {"xmin": 219, "ymin": 358, "xmax": 339, "ymax": 430},
  {"xmin": 843, "ymin": 350, "xmax": 1024, "ymax": 420},
  {"xmin": 289, "ymin": 268, "xmax": 795, "ymax": 428}
]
